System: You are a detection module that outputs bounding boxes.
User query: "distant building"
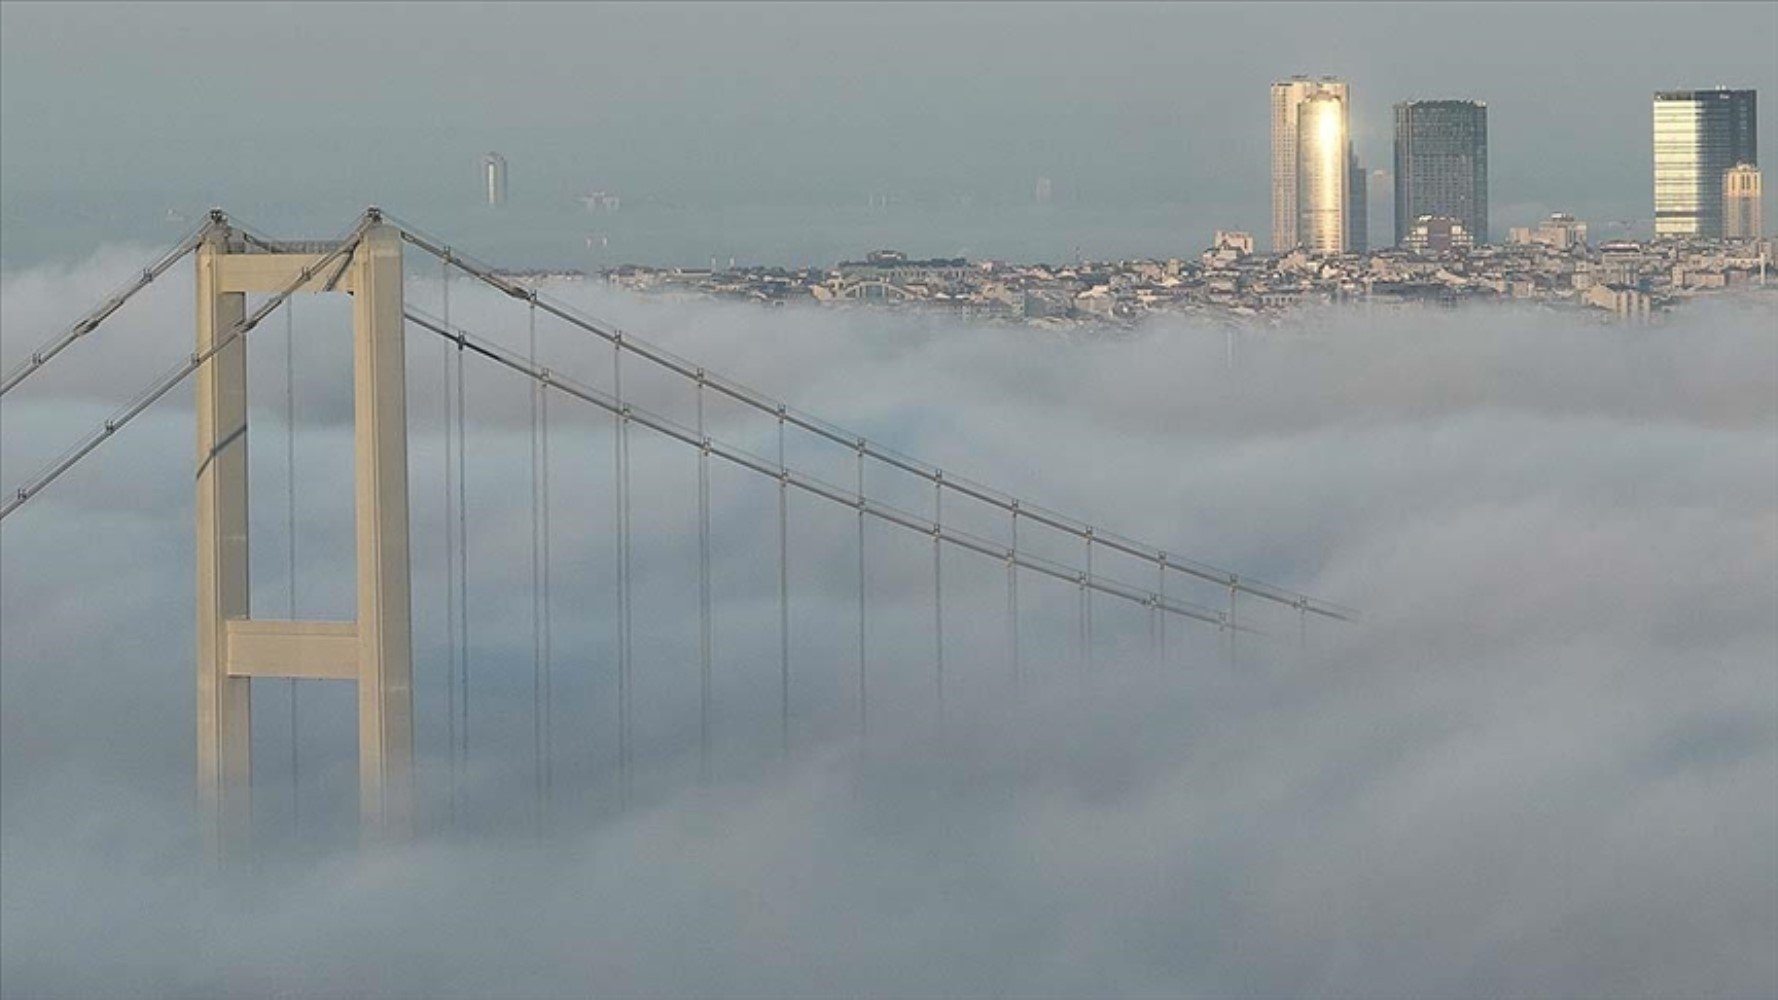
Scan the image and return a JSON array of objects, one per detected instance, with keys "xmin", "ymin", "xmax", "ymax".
[
  {"xmin": 1403, "ymin": 215, "xmax": 1474, "ymax": 255},
  {"xmin": 837, "ymin": 250, "xmax": 971, "ymax": 286},
  {"xmin": 1723, "ymin": 163, "xmax": 1763, "ymax": 238},
  {"xmin": 1272, "ymin": 76, "xmax": 1349, "ymax": 252},
  {"xmin": 482, "ymin": 152, "xmax": 509, "ymax": 207},
  {"xmin": 1653, "ymin": 88, "xmax": 1756, "ymax": 237},
  {"xmin": 1393, "ymin": 100, "xmax": 1489, "ymax": 245},
  {"xmin": 1348, "ymin": 151, "xmax": 1368, "ymax": 253},
  {"xmin": 1034, "ymin": 176, "xmax": 1054, "ymax": 206},
  {"xmin": 1583, "ymin": 283, "xmax": 1652, "ymax": 323},
  {"xmin": 1509, "ymin": 213, "xmax": 1589, "ymax": 251},
  {"xmin": 579, "ymin": 191, "xmax": 621, "ymax": 212},
  {"xmin": 1296, "ymin": 91, "xmax": 1350, "ymax": 255},
  {"xmin": 1213, "ymin": 230, "xmax": 1255, "ymax": 255}
]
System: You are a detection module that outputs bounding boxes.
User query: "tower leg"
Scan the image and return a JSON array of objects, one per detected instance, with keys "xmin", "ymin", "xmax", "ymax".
[
  {"xmin": 351, "ymin": 223, "xmax": 414, "ymax": 843},
  {"xmin": 196, "ymin": 233, "xmax": 252, "ymax": 859}
]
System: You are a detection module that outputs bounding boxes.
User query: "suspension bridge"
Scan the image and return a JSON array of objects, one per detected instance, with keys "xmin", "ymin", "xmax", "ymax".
[{"xmin": 0, "ymin": 208, "xmax": 1356, "ymax": 856}]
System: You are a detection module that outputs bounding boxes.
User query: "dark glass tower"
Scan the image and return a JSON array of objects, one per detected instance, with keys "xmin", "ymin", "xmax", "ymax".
[
  {"xmin": 1348, "ymin": 150, "xmax": 1368, "ymax": 253},
  {"xmin": 1393, "ymin": 100, "xmax": 1489, "ymax": 246},
  {"xmin": 1653, "ymin": 89, "xmax": 1757, "ymax": 238}
]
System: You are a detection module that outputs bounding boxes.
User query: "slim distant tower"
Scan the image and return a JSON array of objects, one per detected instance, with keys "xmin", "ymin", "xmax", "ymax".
[
  {"xmin": 1296, "ymin": 91, "xmax": 1349, "ymax": 255},
  {"xmin": 1724, "ymin": 163, "xmax": 1763, "ymax": 238},
  {"xmin": 1653, "ymin": 89, "xmax": 1756, "ymax": 237},
  {"xmin": 1394, "ymin": 100, "xmax": 1489, "ymax": 245},
  {"xmin": 1348, "ymin": 151, "xmax": 1369, "ymax": 253},
  {"xmin": 1272, "ymin": 76, "xmax": 1349, "ymax": 251},
  {"xmin": 482, "ymin": 152, "xmax": 509, "ymax": 208}
]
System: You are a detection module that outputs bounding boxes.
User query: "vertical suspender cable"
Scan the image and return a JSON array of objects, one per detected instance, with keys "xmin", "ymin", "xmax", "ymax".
[
  {"xmin": 441, "ymin": 258, "xmax": 458, "ymax": 827},
  {"xmin": 1157, "ymin": 556, "xmax": 1168, "ymax": 669},
  {"xmin": 1228, "ymin": 581, "xmax": 1239, "ymax": 670},
  {"xmin": 1080, "ymin": 532, "xmax": 1092, "ymax": 673},
  {"xmin": 777, "ymin": 407, "xmax": 789, "ymax": 758},
  {"xmin": 622, "ymin": 354, "xmax": 634, "ymax": 807},
  {"xmin": 541, "ymin": 364, "xmax": 554, "ymax": 818},
  {"xmin": 1148, "ymin": 557, "xmax": 1159, "ymax": 670},
  {"xmin": 1008, "ymin": 505, "xmax": 1020, "ymax": 693},
  {"xmin": 455, "ymin": 258, "xmax": 471, "ymax": 803},
  {"xmin": 856, "ymin": 443, "xmax": 867, "ymax": 740},
  {"xmin": 933, "ymin": 474, "xmax": 944, "ymax": 727},
  {"xmin": 528, "ymin": 296, "xmax": 543, "ymax": 837},
  {"xmin": 285, "ymin": 299, "xmax": 299, "ymax": 832},
  {"xmin": 615, "ymin": 340, "xmax": 631, "ymax": 807},
  {"xmin": 697, "ymin": 375, "xmax": 712, "ymax": 785},
  {"xmin": 1073, "ymin": 530, "xmax": 1088, "ymax": 669}
]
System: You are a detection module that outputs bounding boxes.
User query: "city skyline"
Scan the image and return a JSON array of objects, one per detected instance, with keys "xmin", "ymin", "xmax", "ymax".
[
  {"xmin": 482, "ymin": 78, "xmax": 1761, "ymax": 257},
  {"xmin": 4, "ymin": 3, "xmax": 1773, "ymax": 268}
]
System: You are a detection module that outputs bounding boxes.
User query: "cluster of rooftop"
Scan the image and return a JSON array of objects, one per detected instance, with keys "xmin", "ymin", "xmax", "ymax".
[{"xmin": 596, "ymin": 228, "xmax": 1772, "ymax": 326}]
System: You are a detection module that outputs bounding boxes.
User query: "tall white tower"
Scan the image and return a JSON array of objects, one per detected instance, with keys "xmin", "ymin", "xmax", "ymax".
[{"xmin": 482, "ymin": 152, "xmax": 509, "ymax": 207}]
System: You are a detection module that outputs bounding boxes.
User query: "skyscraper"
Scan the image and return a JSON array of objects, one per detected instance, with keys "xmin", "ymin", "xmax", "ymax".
[
  {"xmin": 1653, "ymin": 89, "xmax": 1756, "ymax": 237},
  {"xmin": 1724, "ymin": 163, "xmax": 1762, "ymax": 238},
  {"xmin": 482, "ymin": 152, "xmax": 509, "ymax": 207},
  {"xmin": 1272, "ymin": 76, "xmax": 1348, "ymax": 252},
  {"xmin": 1393, "ymin": 100, "xmax": 1489, "ymax": 245},
  {"xmin": 1296, "ymin": 91, "xmax": 1349, "ymax": 255},
  {"xmin": 1348, "ymin": 151, "xmax": 1368, "ymax": 254}
]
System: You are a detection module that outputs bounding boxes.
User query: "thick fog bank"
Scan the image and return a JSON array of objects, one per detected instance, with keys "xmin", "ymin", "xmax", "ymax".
[{"xmin": 2, "ymin": 249, "xmax": 1774, "ymax": 997}]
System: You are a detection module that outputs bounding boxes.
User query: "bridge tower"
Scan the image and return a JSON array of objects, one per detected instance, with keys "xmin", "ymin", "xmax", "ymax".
[{"xmin": 195, "ymin": 211, "xmax": 413, "ymax": 854}]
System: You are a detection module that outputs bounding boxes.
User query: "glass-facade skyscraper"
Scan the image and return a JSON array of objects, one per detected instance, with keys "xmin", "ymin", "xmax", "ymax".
[
  {"xmin": 1348, "ymin": 151, "xmax": 1369, "ymax": 253},
  {"xmin": 1653, "ymin": 89, "xmax": 1757, "ymax": 238},
  {"xmin": 1393, "ymin": 100, "xmax": 1489, "ymax": 246},
  {"xmin": 1296, "ymin": 92, "xmax": 1350, "ymax": 256},
  {"xmin": 1272, "ymin": 76, "xmax": 1349, "ymax": 252}
]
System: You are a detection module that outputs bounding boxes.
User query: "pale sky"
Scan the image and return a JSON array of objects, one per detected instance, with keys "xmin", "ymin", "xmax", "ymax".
[{"xmin": 2, "ymin": 1, "xmax": 1775, "ymax": 261}]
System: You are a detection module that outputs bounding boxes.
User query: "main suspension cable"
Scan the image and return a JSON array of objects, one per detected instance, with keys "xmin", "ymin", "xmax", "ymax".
[
  {"xmin": 403, "ymin": 309, "xmax": 1239, "ymax": 632},
  {"xmin": 1, "ymin": 216, "xmax": 214, "ymax": 398},
  {"xmin": 389, "ymin": 217, "xmax": 1354, "ymax": 625},
  {"xmin": 1, "ymin": 221, "xmax": 370, "ymax": 522}
]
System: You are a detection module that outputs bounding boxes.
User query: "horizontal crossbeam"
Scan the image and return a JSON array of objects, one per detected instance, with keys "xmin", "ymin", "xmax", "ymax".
[
  {"xmin": 225, "ymin": 619, "xmax": 358, "ymax": 680},
  {"xmin": 213, "ymin": 251, "xmax": 356, "ymax": 295}
]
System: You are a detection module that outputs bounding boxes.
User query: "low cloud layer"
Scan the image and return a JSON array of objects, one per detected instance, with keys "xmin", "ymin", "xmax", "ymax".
[{"xmin": 2, "ymin": 247, "xmax": 1774, "ymax": 997}]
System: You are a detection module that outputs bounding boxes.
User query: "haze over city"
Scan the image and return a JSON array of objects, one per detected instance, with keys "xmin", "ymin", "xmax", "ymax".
[
  {"xmin": 3, "ymin": 2, "xmax": 1775, "ymax": 266},
  {"xmin": 1, "ymin": 3, "xmax": 1774, "ymax": 998}
]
